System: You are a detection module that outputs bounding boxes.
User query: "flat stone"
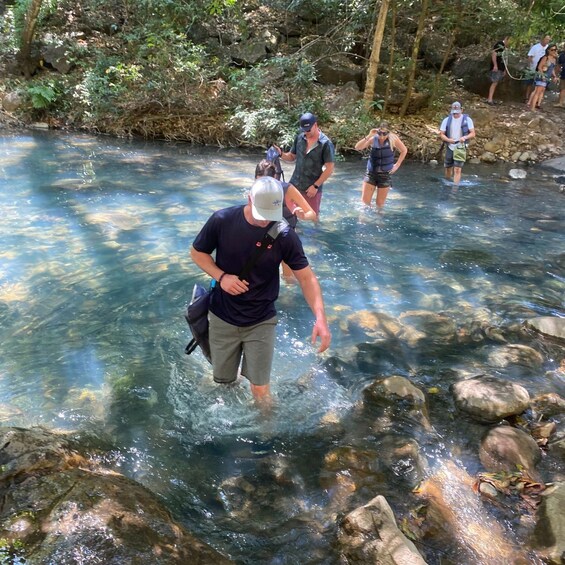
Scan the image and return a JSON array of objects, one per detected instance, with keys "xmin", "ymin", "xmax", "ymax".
[{"xmin": 526, "ymin": 317, "xmax": 565, "ymax": 341}]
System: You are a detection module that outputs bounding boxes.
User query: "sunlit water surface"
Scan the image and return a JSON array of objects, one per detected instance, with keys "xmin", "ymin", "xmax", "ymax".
[{"xmin": 0, "ymin": 131, "xmax": 563, "ymax": 564}]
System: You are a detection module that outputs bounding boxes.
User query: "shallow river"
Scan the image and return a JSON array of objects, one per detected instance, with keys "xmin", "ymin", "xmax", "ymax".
[{"xmin": 0, "ymin": 131, "xmax": 563, "ymax": 563}]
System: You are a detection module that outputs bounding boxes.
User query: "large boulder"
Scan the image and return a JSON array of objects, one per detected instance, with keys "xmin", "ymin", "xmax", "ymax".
[
  {"xmin": 315, "ymin": 54, "xmax": 363, "ymax": 87},
  {"xmin": 479, "ymin": 425, "xmax": 542, "ymax": 481},
  {"xmin": 338, "ymin": 495, "xmax": 428, "ymax": 564},
  {"xmin": 0, "ymin": 427, "xmax": 232, "ymax": 564},
  {"xmin": 451, "ymin": 375, "xmax": 530, "ymax": 422},
  {"xmin": 540, "ymin": 156, "xmax": 565, "ymax": 174}
]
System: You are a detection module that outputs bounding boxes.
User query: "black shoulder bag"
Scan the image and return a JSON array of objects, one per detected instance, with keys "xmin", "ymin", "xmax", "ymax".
[{"xmin": 184, "ymin": 220, "xmax": 287, "ymax": 363}]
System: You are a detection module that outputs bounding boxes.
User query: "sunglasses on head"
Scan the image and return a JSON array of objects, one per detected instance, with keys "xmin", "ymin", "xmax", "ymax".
[{"xmin": 377, "ymin": 130, "xmax": 389, "ymax": 136}]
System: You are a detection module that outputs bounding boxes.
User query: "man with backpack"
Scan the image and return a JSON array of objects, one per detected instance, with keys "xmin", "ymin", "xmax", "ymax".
[
  {"xmin": 190, "ymin": 177, "xmax": 331, "ymax": 407},
  {"xmin": 439, "ymin": 101, "xmax": 476, "ymax": 184}
]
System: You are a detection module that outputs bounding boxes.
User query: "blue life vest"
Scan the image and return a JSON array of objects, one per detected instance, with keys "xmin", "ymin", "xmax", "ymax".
[
  {"xmin": 369, "ymin": 137, "xmax": 394, "ymax": 172},
  {"xmin": 445, "ymin": 114, "xmax": 470, "ymax": 142}
]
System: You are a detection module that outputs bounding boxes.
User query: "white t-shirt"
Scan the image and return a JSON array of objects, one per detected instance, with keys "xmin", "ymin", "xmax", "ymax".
[
  {"xmin": 440, "ymin": 115, "xmax": 475, "ymax": 150},
  {"xmin": 528, "ymin": 42, "xmax": 547, "ymax": 71}
]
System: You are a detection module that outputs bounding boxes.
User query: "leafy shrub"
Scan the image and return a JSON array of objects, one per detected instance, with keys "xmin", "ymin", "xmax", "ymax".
[{"xmin": 27, "ymin": 83, "xmax": 57, "ymax": 109}]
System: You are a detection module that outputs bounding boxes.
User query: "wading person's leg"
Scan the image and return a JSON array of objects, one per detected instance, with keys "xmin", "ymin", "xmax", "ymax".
[
  {"xmin": 361, "ymin": 180, "xmax": 376, "ymax": 206},
  {"xmin": 209, "ymin": 312, "xmax": 242, "ymax": 384},
  {"xmin": 241, "ymin": 317, "xmax": 277, "ymax": 406}
]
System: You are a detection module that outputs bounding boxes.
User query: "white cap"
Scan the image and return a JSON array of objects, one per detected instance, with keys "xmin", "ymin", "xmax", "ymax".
[{"xmin": 250, "ymin": 177, "xmax": 283, "ymax": 221}]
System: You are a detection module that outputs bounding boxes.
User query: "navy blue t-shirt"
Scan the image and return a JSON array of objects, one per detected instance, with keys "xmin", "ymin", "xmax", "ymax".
[{"xmin": 192, "ymin": 206, "xmax": 309, "ymax": 326}]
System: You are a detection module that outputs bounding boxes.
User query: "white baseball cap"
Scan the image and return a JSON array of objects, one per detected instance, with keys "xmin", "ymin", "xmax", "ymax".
[{"xmin": 250, "ymin": 177, "xmax": 283, "ymax": 221}]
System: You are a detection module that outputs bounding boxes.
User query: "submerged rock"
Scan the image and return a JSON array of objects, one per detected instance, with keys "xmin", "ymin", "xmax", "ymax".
[
  {"xmin": 452, "ymin": 375, "xmax": 530, "ymax": 423},
  {"xmin": 338, "ymin": 495, "xmax": 428, "ymax": 565},
  {"xmin": 0, "ymin": 427, "xmax": 232, "ymax": 564},
  {"xmin": 525, "ymin": 316, "xmax": 565, "ymax": 341},
  {"xmin": 487, "ymin": 343, "xmax": 544, "ymax": 369},
  {"xmin": 440, "ymin": 248, "xmax": 498, "ymax": 272},
  {"xmin": 531, "ymin": 393, "xmax": 565, "ymax": 418},
  {"xmin": 479, "ymin": 425, "xmax": 542, "ymax": 481}
]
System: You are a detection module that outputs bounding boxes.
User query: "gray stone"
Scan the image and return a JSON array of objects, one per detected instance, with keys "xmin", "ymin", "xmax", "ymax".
[
  {"xmin": 480, "ymin": 151, "xmax": 497, "ymax": 163},
  {"xmin": 526, "ymin": 317, "xmax": 565, "ymax": 341},
  {"xmin": 487, "ymin": 343, "xmax": 544, "ymax": 369},
  {"xmin": 2, "ymin": 91, "xmax": 22, "ymax": 112},
  {"xmin": 532, "ymin": 482, "xmax": 565, "ymax": 564},
  {"xmin": 338, "ymin": 495, "xmax": 428, "ymax": 564},
  {"xmin": 316, "ymin": 55, "xmax": 363, "ymax": 87},
  {"xmin": 509, "ymin": 168, "xmax": 527, "ymax": 179},
  {"xmin": 479, "ymin": 425, "xmax": 542, "ymax": 480},
  {"xmin": 324, "ymin": 81, "xmax": 362, "ymax": 112},
  {"xmin": 452, "ymin": 375, "xmax": 530, "ymax": 422},
  {"xmin": 519, "ymin": 151, "xmax": 531, "ymax": 162},
  {"xmin": 229, "ymin": 40, "xmax": 267, "ymax": 65},
  {"xmin": 541, "ymin": 156, "xmax": 565, "ymax": 174},
  {"xmin": 484, "ymin": 140, "xmax": 502, "ymax": 153},
  {"xmin": 511, "ymin": 151, "xmax": 522, "ymax": 162},
  {"xmin": 41, "ymin": 44, "xmax": 73, "ymax": 74}
]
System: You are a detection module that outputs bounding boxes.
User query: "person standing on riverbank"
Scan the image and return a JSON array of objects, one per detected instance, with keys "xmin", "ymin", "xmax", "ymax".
[
  {"xmin": 439, "ymin": 102, "xmax": 476, "ymax": 185},
  {"xmin": 354, "ymin": 121, "xmax": 407, "ymax": 211},
  {"xmin": 275, "ymin": 112, "xmax": 335, "ymax": 216},
  {"xmin": 528, "ymin": 44, "xmax": 559, "ymax": 112},
  {"xmin": 190, "ymin": 177, "xmax": 331, "ymax": 407},
  {"xmin": 525, "ymin": 34, "xmax": 551, "ymax": 105},
  {"xmin": 486, "ymin": 36, "xmax": 509, "ymax": 105}
]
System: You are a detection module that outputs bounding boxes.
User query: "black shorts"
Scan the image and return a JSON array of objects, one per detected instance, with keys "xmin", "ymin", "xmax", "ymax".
[{"xmin": 364, "ymin": 171, "xmax": 392, "ymax": 188}]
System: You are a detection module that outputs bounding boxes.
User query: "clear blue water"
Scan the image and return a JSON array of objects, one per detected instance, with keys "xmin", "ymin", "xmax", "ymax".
[{"xmin": 0, "ymin": 130, "xmax": 563, "ymax": 563}]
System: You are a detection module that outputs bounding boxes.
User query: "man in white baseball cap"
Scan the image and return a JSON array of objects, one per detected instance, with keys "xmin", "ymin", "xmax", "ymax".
[
  {"xmin": 439, "ymin": 101, "xmax": 476, "ymax": 184},
  {"xmin": 191, "ymin": 176, "xmax": 331, "ymax": 406}
]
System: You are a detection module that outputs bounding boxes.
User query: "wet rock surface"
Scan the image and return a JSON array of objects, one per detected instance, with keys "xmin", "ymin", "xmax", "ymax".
[
  {"xmin": 532, "ymin": 482, "xmax": 565, "ymax": 565},
  {"xmin": 452, "ymin": 375, "xmax": 530, "ymax": 423},
  {"xmin": 0, "ymin": 427, "xmax": 232, "ymax": 564},
  {"xmin": 338, "ymin": 495, "xmax": 428, "ymax": 565},
  {"xmin": 479, "ymin": 424, "xmax": 542, "ymax": 481}
]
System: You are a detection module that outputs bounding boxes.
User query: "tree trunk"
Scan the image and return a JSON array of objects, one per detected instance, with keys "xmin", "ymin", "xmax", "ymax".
[
  {"xmin": 432, "ymin": 0, "xmax": 461, "ymax": 99},
  {"xmin": 382, "ymin": 0, "xmax": 396, "ymax": 115},
  {"xmin": 363, "ymin": 0, "xmax": 391, "ymax": 111},
  {"xmin": 399, "ymin": 0, "xmax": 429, "ymax": 117},
  {"xmin": 18, "ymin": 0, "xmax": 43, "ymax": 79}
]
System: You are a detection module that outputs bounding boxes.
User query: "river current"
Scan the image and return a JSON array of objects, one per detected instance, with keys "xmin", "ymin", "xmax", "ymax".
[{"xmin": 0, "ymin": 130, "xmax": 563, "ymax": 563}]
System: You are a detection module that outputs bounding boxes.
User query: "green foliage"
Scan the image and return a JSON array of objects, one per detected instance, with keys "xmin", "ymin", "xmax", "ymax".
[
  {"xmin": 208, "ymin": 0, "xmax": 237, "ymax": 16},
  {"xmin": 227, "ymin": 55, "xmax": 324, "ymax": 145},
  {"xmin": 327, "ymin": 101, "xmax": 377, "ymax": 149},
  {"xmin": 231, "ymin": 107, "xmax": 296, "ymax": 146},
  {"xmin": 517, "ymin": 1, "xmax": 565, "ymax": 43},
  {"xmin": 27, "ymin": 83, "xmax": 57, "ymax": 109}
]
